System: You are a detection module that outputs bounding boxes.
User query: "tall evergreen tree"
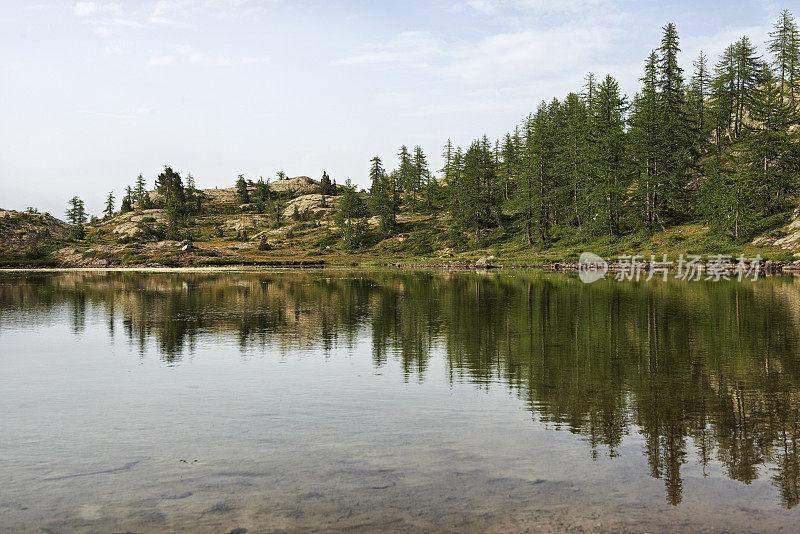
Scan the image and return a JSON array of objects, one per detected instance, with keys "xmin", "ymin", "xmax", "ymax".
[
  {"xmin": 656, "ymin": 23, "xmax": 692, "ymax": 223},
  {"xmin": 235, "ymin": 174, "xmax": 250, "ymax": 204},
  {"xmin": 412, "ymin": 146, "xmax": 432, "ymax": 211},
  {"xmin": 335, "ymin": 179, "xmax": 368, "ymax": 249},
  {"xmin": 104, "ymin": 192, "xmax": 115, "ymax": 218},
  {"xmin": 588, "ymin": 75, "xmax": 629, "ymax": 235},
  {"xmin": 629, "ymin": 51, "xmax": 661, "ymax": 229},
  {"xmin": 319, "ymin": 171, "xmax": 336, "ymax": 195},
  {"xmin": 155, "ymin": 166, "xmax": 186, "ymax": 205},
  {"xmin": 121, "ymin": 186, "xmax": 134, "ymax": 213},
  {"xmin": 134, "ymin": 174, "xmax": 146, "ymax": 200},
  {"xmin": 65, "ymin": 196, "xmax": 87, "ymax": 225},
  {"xmin": 769, "ymin": 10, "xmax": 800, "ymax": 100},
  {"xmin": 369, "ymin": 156, "xmax": 397, "ymax": 234}
]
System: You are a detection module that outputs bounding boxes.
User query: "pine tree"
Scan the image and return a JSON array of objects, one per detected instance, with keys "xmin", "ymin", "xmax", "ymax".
[
  {"xmin": 369, "ymin": 156, "xmax": 397, "ymax": 234},
  {"xmin": 562, "ymin": 95, "xmax": 589, "ymax": 231},
  {"xmin": 656, "ymin": 23, "xmax": 692, "ymax": 223},
  {"xmin": 104, "ymin": 192, "xmax": 115, "ymax": 218},
  {"xmin": 712, "ymin": 44, "xmax": 737, "ymax": 147},
  {"xmin": 255, "ymin": 177, "xmax": 270, "ymax": 202},
  {"xmin": 588, "ymin": 75, "xmax": 629, "ymax": 236},
  {"xmin": 235, "ymin": 174, "xmax": 250, "ymax": 204},
  {"xmin": 335, "ymin": 179, "xmax": 368, "ymax": 249},
  {"xmin": 155, "ymin": 166, "xmax": 186, "ymax": 206},
  {"xmin": 65, "ymin": 196, "xmax": 87, "ymax": 225},
  {"xmin": 396, "ymin": 145, "xmax": 417, "ymax": 213},
  {"xmin": 629, "ymin": 51, "xmax": 662, "ymax": 229},
  {"xmin": 515, "ymin": 114, "xmax": 537, "ymax": 244},
  {"xmin": 121, "ymin": 187, "xmax": 133, "ymax": 213},
  {"xmin": 744, "ymin": 66, "xmax": 799, "ymax": 215},
  {"xmin": 412, "ymin": 146, "xmax": 432, "ymax": 211},
  {"xmin": 319, "ymin": 171, "xmax": 336, "ymax": 195},
  {"xmin": 134, "ymin": 174, "xmax": 146, "ymax": 200},
  {"xmin": 688, "ymin": 52, "xmax": 713, "ymax": 162},
  {"xmin": 769, "ymin": 10, "xmax": 800, "ymax": 101}
]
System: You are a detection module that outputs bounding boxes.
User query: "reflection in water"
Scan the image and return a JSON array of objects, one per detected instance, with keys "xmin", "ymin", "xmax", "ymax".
[{"xmin": 2, "ymin": 269, "xmax": 800, "ymax": 508}]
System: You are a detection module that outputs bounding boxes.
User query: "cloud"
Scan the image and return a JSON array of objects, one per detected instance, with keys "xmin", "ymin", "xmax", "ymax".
[
  {"xmin": 239, "ymin": 56, "xmax": 270, "ymax": 64},
  {"xmin": 333, "ymin": 31, "xmax": 443, "ymax": 69},
  {"xmin": 456, "ymin": 0, "xmax": 617, "ymax": 17},
  {"xmin": 73, "ymin": 0, "xmax": 279, "ymax": 31},
  {"xmin": 147, "ymin": 54, "xmax": 176, "ymax": 66},
  {"xmin": 444, "ymin": 25, "xmax": 623, "ymax": 84},
  {"xmin": 78, "ymin": 107, "xmax": 152, "ymax": 120},
  {"xmin": 147, "ymin": 45, "xmax": 268, "ymax": 67},
  {"xmin": 73, "ymin": 2, "xmax": 97, "ymax": 17}
]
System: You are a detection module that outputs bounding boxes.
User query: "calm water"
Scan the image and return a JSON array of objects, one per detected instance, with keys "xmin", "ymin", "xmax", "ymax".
[{"xmin": 2, "ymin": 269, "xmax": 800, "ymax": 532}]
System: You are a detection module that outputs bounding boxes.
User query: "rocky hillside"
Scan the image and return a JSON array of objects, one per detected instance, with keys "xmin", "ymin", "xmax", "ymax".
[
  {"xmin": 0, "ymin": 210, "xmax": 71, "ymax": 251},
  {"xmin": 1, "ymin": 172, "xmax": 798, "ymax": 268}
]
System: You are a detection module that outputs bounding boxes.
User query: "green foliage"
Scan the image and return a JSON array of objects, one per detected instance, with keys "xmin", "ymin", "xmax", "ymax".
[
  {"xmin": 68, "ymin": 223, "xmax": 86, "ymax": 241},
  {"xmin": 258, "ymin": 237, "xmax": 272, "ymax": 251},
  {"xmin": 104, "ymin": 191, "xmax": 115, "ymax": 219},
  {"xmin": 369, "ymin": 156, "xmax": 398, "ymax": 235},
  {"xmin": 319, "ymin": 171, "xmax": 336, "ymax": 195},
  {"xmin": 155, "ymin": 166, "xmax": 186, "ymax": 206},
  {"xmin": 235, "ymin": 174, "xmax": 250, "ymax": 204},
  {"xmin": 65, "ymin": 196, "xmax": 87, "ymax": 225},
  {"xmin": 335, "ymin": 178, "xmax": 368, "ymax": 250}
]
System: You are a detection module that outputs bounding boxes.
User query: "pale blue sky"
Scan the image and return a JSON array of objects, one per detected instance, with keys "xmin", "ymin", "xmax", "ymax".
[{"xmin": 0, "ymin": 0, "xmax": 784, "ymax": 217}]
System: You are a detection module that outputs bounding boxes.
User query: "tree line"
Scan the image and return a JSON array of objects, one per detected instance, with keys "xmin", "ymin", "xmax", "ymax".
[
  {"xmin": 64, "ymin": 11, "xmax": 800, "ymax": 251},
  {"xmin": 363, "ymin": 11, "xmax": 800, "ymax": 245}
]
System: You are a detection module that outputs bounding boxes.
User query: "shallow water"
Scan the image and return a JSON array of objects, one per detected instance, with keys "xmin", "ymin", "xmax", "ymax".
[{"xmin": 2, "ymin": 269, "xmax": 800, "ymax": 532}]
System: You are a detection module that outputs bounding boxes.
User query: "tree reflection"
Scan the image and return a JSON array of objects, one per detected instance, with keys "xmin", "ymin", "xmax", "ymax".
[{"xmin": 2, "ymin": 269, "xmax": 800, "ymax": 507}]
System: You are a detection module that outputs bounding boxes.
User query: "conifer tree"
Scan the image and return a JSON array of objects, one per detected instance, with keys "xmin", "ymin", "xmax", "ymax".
[
  {"xmin": 396, "ymin": 145, "xmax": 417, "ymax": 213},
  {"xmin": 656, "ymin": 23, "xmax": 692, "ymax": 223},
  {"xmin": 561, "ymin": 95, "xmax": 590, "ymax": 227},
  {"xmin": 235, "ymin": 174, "xmax": 250, "ymax": 204},
  {"xmin": 629, "ymin": 51, "xmax": 662, "ymax": 229},
  {"xmin": 65, "ymin": 196, "xmax": 87, "ymax": 225},
  {"xmin": 335, "ymin": 179, "xmax": 368, "ymax": 249},
  {"xmin": 769, "ymin": 10, "xmax": 800, "ymax": 100},
  {"xmin": 121, "ymin": 187, "xmax": 133, "ymax": 213},
  {"xmin": 104, "ymin": 192, "xmax": 115, "ymax": 218},
  {"xmin": 688, "ymin": 52, "xmax": 713, "ymax": 162},
  {"xmin": 588, "ymin": 75, "xmax": 629, "ymax": 235},
  {"xmin": 369, "ymin": 156, "xmax": 397, "ymax": 234},
  {"xmin": 155, "ymin": 166, "xmax": 186, "ymax": 206},
  {"xmin": 744, "ymin": 66, "xmax": 800, "ymax": 214},
  {"xmin": 134, "ymin": 174, "xmax": 146, "ymax": 200},
  {"xmin": 412, "ymin": 146, "xmax": 432, "ymax": 211},
  {"xmin": 319, "ymin": 171, "xmax": 336, "ymax": 195}
]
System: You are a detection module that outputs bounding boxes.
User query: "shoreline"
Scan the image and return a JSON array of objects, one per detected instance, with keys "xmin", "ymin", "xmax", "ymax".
[{"xmin": 3, "ymin": 258, "xmax": 800, "ymax": 274}]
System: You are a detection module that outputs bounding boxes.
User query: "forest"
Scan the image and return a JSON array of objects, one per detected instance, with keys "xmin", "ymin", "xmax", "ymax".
[{"xmin": 356, "ymin": 11, "xmax": 800, "ymax": 247}]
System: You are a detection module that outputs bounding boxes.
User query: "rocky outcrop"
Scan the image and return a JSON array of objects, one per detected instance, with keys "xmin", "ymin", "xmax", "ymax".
[
  {"xmin": 144, "ymin": 176, "xmax": 322, "ymax": 206},
  {"xmin": 0, "ymin": 210, "xmax": 71, "ymax": 250},
  {"xmin": 269, "ymin": 176, "xmax": 320, "ymax": 196},
  {"xmin": 112, "ymin": 209, "xmax": 167, "ymax": 238},
  {"xmin": 281, "ymin": 194, "xmax": 340, "ymax": 219},
  {"xmin": 221, "ymin": 215, "xmax": 270, "ymax": 231},
  {"xmin": 753, "ymin": 207, "xmax": 800, "ymax": 250},
  {"xmin": 475, "ymin": 255, "xmax": 498, "ymax": 269}
]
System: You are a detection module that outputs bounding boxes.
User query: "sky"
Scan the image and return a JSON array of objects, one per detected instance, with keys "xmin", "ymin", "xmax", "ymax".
[{"xmin": 0, "ymin": 0, "xmax": 787, "ymax": 217}]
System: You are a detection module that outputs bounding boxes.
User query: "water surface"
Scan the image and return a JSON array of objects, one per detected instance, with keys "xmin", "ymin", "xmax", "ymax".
[{"xmin": 2, "ymin": 270, "xmax": 800, "ymax": 532}]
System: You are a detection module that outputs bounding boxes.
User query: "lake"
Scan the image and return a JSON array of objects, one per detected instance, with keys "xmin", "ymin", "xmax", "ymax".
[{"xmin": 2, "ymin": 269, "xmax": 800, "ymax": 532}]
